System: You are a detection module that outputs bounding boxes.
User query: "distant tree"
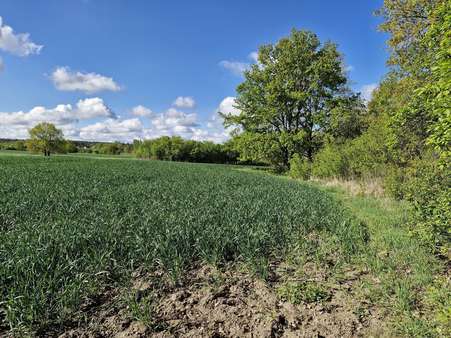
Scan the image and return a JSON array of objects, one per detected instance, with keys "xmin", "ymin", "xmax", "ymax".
[
  {"xmin": 27, "ymin": 122, "xmax": 64, "ymax": 156},
  {"xmin": 223, "ymin": 29, "xmax": 353, "ymax": 168}
]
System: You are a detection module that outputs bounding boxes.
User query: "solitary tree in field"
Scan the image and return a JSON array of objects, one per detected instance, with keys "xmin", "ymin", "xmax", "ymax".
[
  {"xmin": 223, "ymin": 29, "xmax": 358, "ymax": 168},
  {"xmin": 27, "ymin": 122, "xmax": 64, "ymax": 156}
]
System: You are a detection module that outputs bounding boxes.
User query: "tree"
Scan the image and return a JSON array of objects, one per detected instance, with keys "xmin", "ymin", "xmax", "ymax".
[
  {"xmin": 376, "ymin": 0, "xmax": 442, "ymax": 78},
  {"xmin": 223, "ymin": 29, "xmax": 353, "ymax": 168},
  {"xmin": 376, "ymin": 0, "xmax": 450, "ymax": 164},
  {"xmin": 27, "ymin": 122, "xmax": 64, "ymax": 156}
]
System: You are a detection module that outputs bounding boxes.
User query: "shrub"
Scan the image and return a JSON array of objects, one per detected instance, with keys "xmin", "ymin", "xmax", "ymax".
[
  {"xmin": 311, "ymin": 143, "xmax": 347, "ymax": 178},
  {"xmin": 289, "ymin": 154, "xmax": 311, "ymax": 180},
  {"xmin": 399, "ymin": 154, "xmax": 450, "ymax": 252}
]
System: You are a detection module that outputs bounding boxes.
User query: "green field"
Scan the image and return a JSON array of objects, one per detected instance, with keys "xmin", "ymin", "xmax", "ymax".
[{"xmin": 0, "ymin": 154, "xmax": 366, "ymax": 333}]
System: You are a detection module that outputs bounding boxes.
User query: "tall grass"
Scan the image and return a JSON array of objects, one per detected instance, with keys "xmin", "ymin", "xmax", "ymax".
[
  {"xmin": 314, "ymin": 183, "xmax": 447, "ymax": 337},
  {"xmin": 0, "ymin": 155, "xmax": 366, "ymax": 333}
]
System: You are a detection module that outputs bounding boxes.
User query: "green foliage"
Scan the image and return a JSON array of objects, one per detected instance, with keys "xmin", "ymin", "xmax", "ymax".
[
  {"xmin": 376, "ymin": 0, "xmax": 441, "ymax": 77},
  {"xmin": 312, "ymin": 117, "xmax": 390, "ymax": 180},
  {"xmin": 312, "ymin": 142, "xmax": 347, "ymax": 178},
  {"xmin": 133, "ymin": 136, "xmax": 238, "ymax": 164},
  {"xmin": 393, "ymin": 155, "xmax": 450, "ymax": 251},
  {"xmin": 326, "ymin": 94, "xmax": 368, "ymax": 141},
  {"xmin": 0, "ymin": 140, "xmax": 27, "ymax": 151},
  {"xmin": 224, "ymin": 29, "xmax": 356, "ymax": 167},
  {"xmin": 423, "ymin": 276, "xmax": 451, "ymax": 337},
  {"xmin": 372, "ymin": 0, "xmax": 451, "ymax": 254},
  {"xmin": 277, "ymin": 281, "xmax": 329, "ymax": 304},
  {"xmin": 90, "ymin": 142, "xmax": 131, "ymax": 155},
  {"xmin": 61, "ymin": 140, "xmax": 78, "ymax": 153},
  {"xmin": 289, "ymin": 154, "xmax": 311, "ymax": 180},
  {"xmin": 0, "ymin": 154, "xmax": 366, "ymax": 332},
  {"xmin": 27, "ymin": 122, "xmax": 64, "ymax": 156}
]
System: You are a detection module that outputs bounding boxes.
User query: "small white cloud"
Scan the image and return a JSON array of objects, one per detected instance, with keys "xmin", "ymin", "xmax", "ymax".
[
  {"xmin": 173, "ymin": 96, "xmax": 196, "ymax": 108},
  {"xmin": 51, "ymin": 67, "xmax": 121, "ymax": 93},
  {"xmin": 361, "ymin": 83, "xmax": 378, "ymax": 102},
  {"xmin": 344, "ymin": 65, "xmax": 354, "ymax": 72},
  {"xmin": 219, "ymin": 60, "xmax": 250, "ymax": 76},
  {"xmin": 132, "ymin": 105, "xmax": 153, "ymax": 117},
  {"xmin": 249, "ymin": 51, "xmax": 258, "ymax": 63},
  {"xmin": 0, "ymin": 16, "xmax": 43, "ymax": 56}
]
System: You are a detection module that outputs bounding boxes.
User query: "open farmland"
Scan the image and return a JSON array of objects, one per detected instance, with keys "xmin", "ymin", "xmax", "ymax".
[{"xmin": 0, "ymin": 154, "xmax": 367, "ymax": 334}]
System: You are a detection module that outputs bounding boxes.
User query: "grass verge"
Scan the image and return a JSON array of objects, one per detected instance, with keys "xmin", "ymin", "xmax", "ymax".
[{"xmin": 311, "ymin": 182, "xmax": 449, "ymax": 337}]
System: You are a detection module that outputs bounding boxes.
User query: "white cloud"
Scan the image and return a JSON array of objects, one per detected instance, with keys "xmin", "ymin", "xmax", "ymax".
[
  {"xmin": 361, "ymin": 83, "xmax": 378, "ymax": 102},
  {"xmin": 249, "ymin": 51, "xmax": 258, "ymax": 63},
  {"xmin": 219, "ymin": 60, "xmax": 250, "ymax": 76},
  {"xmin": 151, "ymin": 108, "xmax": 198, "ymax": 131},
  {"xmin": 76, "ymin": 97, "xmax": 115, "ymax": 119},
  {"xmin": 0, "ymin": 97, "xmax": 240, "ymax": 144},
  {"xmin": 0, "ymin": 97, "xmax": 115, "ymax": 139},
  {"xmin": 79, "ymin": 118, "xmax": 143, "ymax": 142},
  {"xmin": 0, "ymin": 16, "xmax": 43, "ymax": 56},
  {"xmin": 173, "ymin": 96, "xmax": 196, "ymax": 108},
  {"xmin": 132, "ymin": 105, "xmax": 153, "ymax": 117},
  {"xmin": 217, "ymin": 96, "xmax": 240, "ymax": 116},
  {"xmin": 51, "ymin": 67, "xmax": 121, "ymax": 93},
  {"xmin": 220, "ymin": 51, "xmax": 260, "ymax": 76},
  {"xmin": 344, "ymin": 65, "xmax": 354, "ymax": 72}
]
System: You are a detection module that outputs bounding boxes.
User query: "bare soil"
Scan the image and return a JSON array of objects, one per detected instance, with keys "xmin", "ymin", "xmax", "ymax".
[{"xmin": 53, "ymin": 262, "xmax": 388, "ymax": 338}]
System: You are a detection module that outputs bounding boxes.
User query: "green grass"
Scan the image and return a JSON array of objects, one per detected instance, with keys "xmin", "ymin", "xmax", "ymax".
[
  {"xmin": 0, "ymin": 154, "xmax": 366, "ymax": 333},
  {"xmin": 312, "ymin": 183, "xmax": 448, "ymax": 337}
]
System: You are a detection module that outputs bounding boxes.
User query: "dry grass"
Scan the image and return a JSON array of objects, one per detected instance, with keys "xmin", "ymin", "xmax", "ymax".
[{"xmin": 311, "ymin": 177, "xmax": 385, "ymax": 198}]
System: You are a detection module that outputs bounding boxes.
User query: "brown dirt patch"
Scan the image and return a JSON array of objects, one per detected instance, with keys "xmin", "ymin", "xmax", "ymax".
[{"xmin": 51, "ymin": 262, "xmax": 388, "ymax": 338}]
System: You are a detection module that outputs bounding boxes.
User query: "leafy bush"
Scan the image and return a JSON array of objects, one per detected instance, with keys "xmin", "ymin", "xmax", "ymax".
[
  {"xmin": 399, "ymin": 155, "xmax": 450, "ymax": 252},
  {"xmin": 289, "ymin": 154, "xmax": 311, "ymax": 180},
  {"xmin": 311, "ymin": 143, "xmax": 347, "ymax": 178}
]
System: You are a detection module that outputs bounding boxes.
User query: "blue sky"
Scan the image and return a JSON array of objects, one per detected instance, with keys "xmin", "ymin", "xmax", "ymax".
[{"xmin": 0, "ymin": 0, "xmax": 388, "ymax": 142}]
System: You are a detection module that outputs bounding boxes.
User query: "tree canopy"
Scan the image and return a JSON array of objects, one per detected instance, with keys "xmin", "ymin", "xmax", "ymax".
[
  {"xmin": 223, "ymin": 29, "xmax": 362, "ymax": 168},
  {"xmin": 27, "ymin": 122, "xmax": 64, "ymax": 156}
]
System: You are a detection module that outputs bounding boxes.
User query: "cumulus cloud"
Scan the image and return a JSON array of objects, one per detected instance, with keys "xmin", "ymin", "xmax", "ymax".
[
  {"xmin": 219, "ymin": 60, "xmax": 250, "ymax": 76},
  {"xmin": 51, "ymin": 67, "xmax": 121, "ymax": 93},
  {"xmin": 0, "ymin": 16, "xmax": 43, "ymax": 56},
  {"xmin": 361, "ymin": 83, "xmax": 378, "ymax": 102},
  {"xmin": 0, "ymin": 96, "xmax": 240, "ymax": 143},
  {"xmin": 0, "ymin": 97, "xmax": 114, "ymax": 138},
  {"xmin": 173, "ymin": 96, "xmax": 196, "ymax": 108},
  {"xmin": 79, "ymin": 118, "xmax": 143, "ymax": 142},
  {"xmin": 76, "ymin": 97, "xmax": 115, "ymax": 119},
  {"xmin": 151, "ymin": 108, "xmax": 198, "ymax": 131},
  {"xmin": 217, "ymin": 96, "xmax": 240, "ymax": 116},
  {"xmin": 132, "ymin": 105, "xmax": 153, "ymax": 117}
]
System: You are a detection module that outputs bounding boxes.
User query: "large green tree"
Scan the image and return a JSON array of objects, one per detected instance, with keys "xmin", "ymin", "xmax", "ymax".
[
  {"xmin": 27, "ymin": 122, "xmax": 64, "ymax": 156},
  {"xmin": 376, "ymin": 0, "xmax": 450, "ymax": 164},
  {"xmin": 223, "ymin": 29, "xmax": 356, "ymax": 168}
]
